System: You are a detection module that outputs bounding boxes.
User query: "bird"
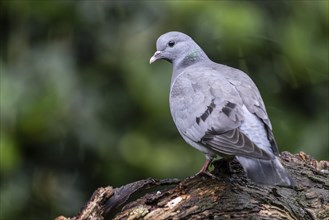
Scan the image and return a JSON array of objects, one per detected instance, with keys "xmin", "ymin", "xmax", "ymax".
[{"xmin": 149, "ymin": 31, "xmax": 294, "ymax": 186}]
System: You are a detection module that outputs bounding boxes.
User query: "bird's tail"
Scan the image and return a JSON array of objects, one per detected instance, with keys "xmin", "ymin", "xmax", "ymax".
[{"xmin": 236, "ymin": 156, "xmax": 294, "ymax": 186}]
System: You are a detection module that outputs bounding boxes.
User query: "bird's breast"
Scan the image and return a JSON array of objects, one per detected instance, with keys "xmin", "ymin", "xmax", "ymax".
[{"xmin": 169, "ymin": 74, "xmax": 214, "ymax": 134}]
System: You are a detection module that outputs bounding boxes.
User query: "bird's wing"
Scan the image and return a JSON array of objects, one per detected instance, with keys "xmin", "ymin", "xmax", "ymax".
[
  {"xmin": 224, "ymin": 66, "xmax": 279, "ymax": 155},
  {"xmin": 170, "ymin": 66, "xmax": 273, "ymax": 160}
]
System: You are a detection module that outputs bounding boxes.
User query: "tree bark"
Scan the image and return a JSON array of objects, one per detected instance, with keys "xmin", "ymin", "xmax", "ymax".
[{"xmin": 55, "ymin": 152, "xmax": 329, "ymax": 220}]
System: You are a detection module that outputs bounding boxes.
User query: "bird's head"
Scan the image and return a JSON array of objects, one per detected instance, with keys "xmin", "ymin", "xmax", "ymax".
[{"xmin": 149, "ymin": 31, "xmax": 208, "ymax": 67}]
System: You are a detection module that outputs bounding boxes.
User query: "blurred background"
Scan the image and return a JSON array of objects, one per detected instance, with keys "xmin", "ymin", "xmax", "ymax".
[{"xmin": 0, "ymin": 1, "xmax": 328, "ymax": 219}]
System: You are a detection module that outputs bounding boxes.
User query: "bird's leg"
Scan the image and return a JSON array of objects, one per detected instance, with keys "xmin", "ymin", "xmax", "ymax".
[
  {"xmin": 199, "ymin": 158, "xmax": 211, "ymax": 173},
  {"xmin": 195, "ymin": 159, "xmax": 216, "ymax": 178}
]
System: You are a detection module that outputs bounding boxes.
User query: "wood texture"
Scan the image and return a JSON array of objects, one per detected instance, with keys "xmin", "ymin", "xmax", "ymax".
[{"xmin": 55, "ymin": 152, "xmax": 329, "ymax": 220}]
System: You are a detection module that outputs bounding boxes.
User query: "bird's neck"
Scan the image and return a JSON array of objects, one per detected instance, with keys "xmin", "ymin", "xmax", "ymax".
[
  {"xmin": 171, "ymin": 48, "xmax": 210, "ymax": 86},
  {"xmin": 173, "ymin": 47, "xmax": 209, "ymax": 73}
]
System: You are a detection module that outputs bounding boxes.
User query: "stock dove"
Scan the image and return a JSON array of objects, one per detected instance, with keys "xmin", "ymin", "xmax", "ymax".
[{"xmin": 150, "ymin": 31, "xmax": 293, "ymax": 186}]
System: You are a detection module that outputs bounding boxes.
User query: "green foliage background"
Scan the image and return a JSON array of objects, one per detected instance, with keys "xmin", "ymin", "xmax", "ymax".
[{"xmin": 0, "ymin": 1, "xmax": 328, "ymax": 219}]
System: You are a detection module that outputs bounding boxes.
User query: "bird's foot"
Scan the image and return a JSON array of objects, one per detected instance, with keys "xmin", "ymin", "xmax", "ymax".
[
  {"xmin": 195, "ymin": 170, "xmax": 217, "ymax": 179},
  {"xmin": 193, "ymin": 159, "xmax": 217, "ymax": 179}
]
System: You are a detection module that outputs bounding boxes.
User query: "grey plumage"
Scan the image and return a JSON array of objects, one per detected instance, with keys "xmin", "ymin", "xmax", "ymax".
[{"xmin": 150, "ymin": 31, "xmax": 293, "ymax": 186}]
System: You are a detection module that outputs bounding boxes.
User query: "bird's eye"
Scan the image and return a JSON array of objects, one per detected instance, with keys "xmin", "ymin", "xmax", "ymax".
[{"xmin": 168, "ymin": 40, "xmax": 175, "ymax": 47}]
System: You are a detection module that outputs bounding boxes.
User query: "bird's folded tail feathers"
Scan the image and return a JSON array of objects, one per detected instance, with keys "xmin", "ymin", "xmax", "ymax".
[{"xmin": 236, "ymin": 156, "xmax": 294, "ymax": 186}]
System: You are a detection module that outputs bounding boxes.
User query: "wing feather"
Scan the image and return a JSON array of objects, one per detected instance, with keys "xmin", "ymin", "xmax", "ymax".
[
  {"xmin": 200, "ymin": 129, "xmax": 273, "ymax": 160},
  {"xmin": 225, "ymin": 67, "xmax": 279, "ymax": 155}
]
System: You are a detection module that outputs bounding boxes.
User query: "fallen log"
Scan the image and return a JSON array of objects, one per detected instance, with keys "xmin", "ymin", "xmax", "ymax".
[{"xmin": 55, "ymin": 152, "xmax": 329, "ymax": 220}]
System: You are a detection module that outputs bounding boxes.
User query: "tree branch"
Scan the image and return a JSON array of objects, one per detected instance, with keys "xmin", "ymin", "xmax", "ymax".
[{"xmin": 55, "ymin": 152, "xmax": 329, "ymax": 220}]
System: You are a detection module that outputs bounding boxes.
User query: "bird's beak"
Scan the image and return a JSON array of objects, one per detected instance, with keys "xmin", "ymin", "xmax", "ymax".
[{"xmin": 149, "ymin": 51, "xmax": 162, "ymax": 64}]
